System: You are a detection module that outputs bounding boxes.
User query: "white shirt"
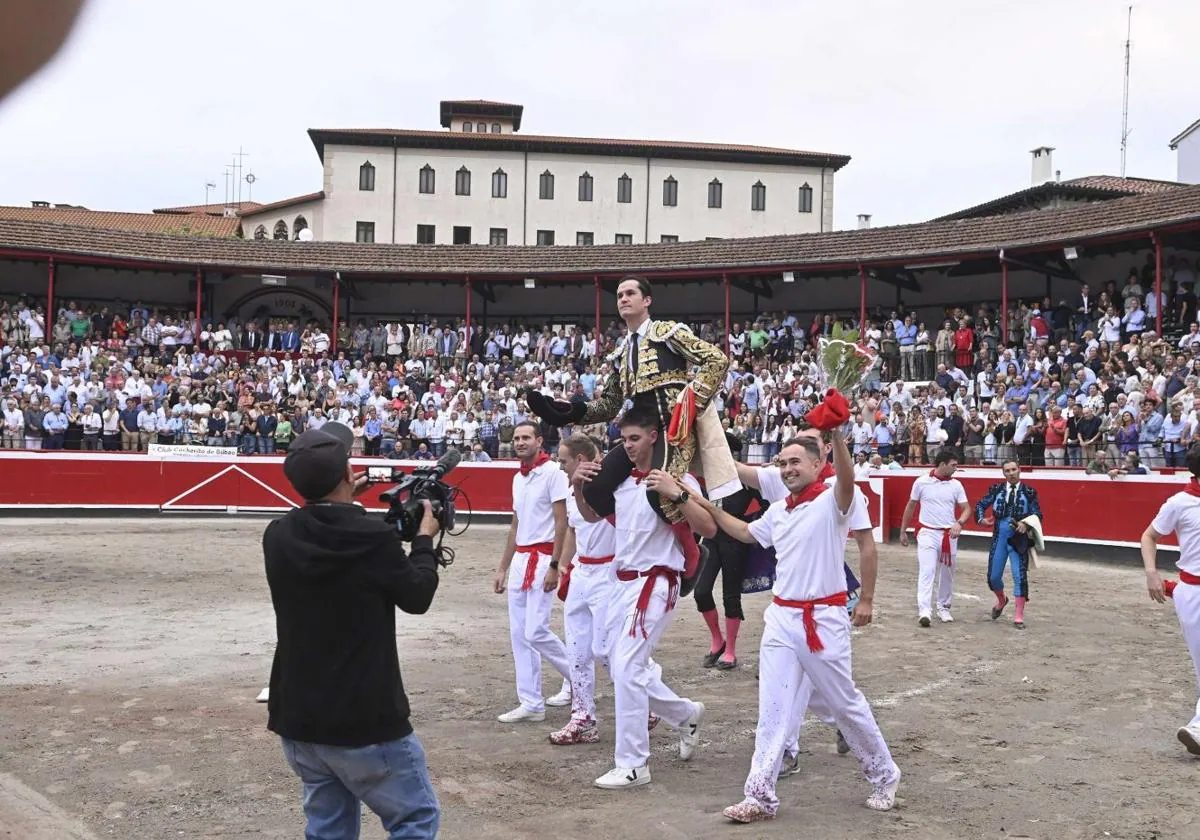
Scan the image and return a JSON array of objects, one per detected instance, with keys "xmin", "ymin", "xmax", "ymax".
[
  {"xmin": 613, "ymin": 472, "xmax": 700, "ymax": 573},
  {"xmin": 1013, "ymin": 413, "xmax": 1034, "ymax": 444},
  {"xmin": 567, "ymin": 494, "xmax": 615, "ymax": 560},
  {"xmin": 1151, "ymin": 490, "xmax": 1200, "ymax": 575},
  {"xmin": 80, "ymin": 413, "xmax": 102, "ymax": 434},
  {"xmin": 909, "ymin": 474, "xmax": 968, "ymax": 528},
  {"xmin": 757, "ymin": 466, "xmax": 872, "ymax": 532},
  {"xmin": 3, "ymin": 408, "xmax": 22, "ymax": 431},
  {"xmin": 512, "ymin": 460, "xmax": 569, "ymax": 546},
  {"xmin": 748, "ymin": 488, "xmax": 852, "ymax": 601}
]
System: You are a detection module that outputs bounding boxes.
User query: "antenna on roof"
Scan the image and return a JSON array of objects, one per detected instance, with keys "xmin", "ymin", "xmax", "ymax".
[{"xmin": 1120, "ymin": 4, "xmax": 1133, "ymax": 177}]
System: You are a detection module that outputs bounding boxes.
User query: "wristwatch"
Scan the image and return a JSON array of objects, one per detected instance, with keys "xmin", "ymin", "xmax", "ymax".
[
  {"xmin": 549, "ymin": 560, "xmax": 559, "ymax": 570},
  {"xmin": 674, "ymin": 489, "xmax": 690, "ymax": 504}
]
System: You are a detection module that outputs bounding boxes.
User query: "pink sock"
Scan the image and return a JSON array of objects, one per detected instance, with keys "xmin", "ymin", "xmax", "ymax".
[
  {"xmin": 1014, "ymin": 596, "xmax": 1026, "ymax": 623},
  {"xmin": 994, "ymin": 589, "xmax": 1007, "ymax": 608},
  {"xmin": 723, "ymin": 617, "xmax": 742, "ymax": 661},
  {"xmin": 700, "ymin": 609, "xmax": 724, "ymax": 654}
]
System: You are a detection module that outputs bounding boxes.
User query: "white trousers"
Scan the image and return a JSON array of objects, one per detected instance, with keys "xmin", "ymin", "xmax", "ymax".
[
  {"xmin": 744, "ymin": 603, "xmax": 898, "ymax": 814},
  {"xmin": 609, "ymin": 575, "xmax": 696, "ymax": 769},
  {"xmin": 1175, "ymin": 582, "xmax": 1200, "ymax": 730},
  {"xmin": 506, "ymin": 551, "xmax": 570, "ymax": 714},
  {"xmin": 563, "ymin": 562, "xmax": 616, "ymax": 723},
  {"xmin": 916, "ymin": 528, "xmax": 957, "ymax": 615}
]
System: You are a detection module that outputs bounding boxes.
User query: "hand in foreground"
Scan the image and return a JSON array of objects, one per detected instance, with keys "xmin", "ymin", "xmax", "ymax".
[
  {"xmin": 543, "ymin": 565, "xmax": 559, "ymax": 593},
  {"xmin": 493, "ymin": 570, "xmax": 507, "ymax": 594},
  {"xmin": 851, "ymin": 598, "xmax": 873, "ymax": 627},
  {"xmin": 643, "ymin": 469, "xmax": 680, "ymax": 498},
  {"xmin": 980, "ymin": 516, "xmax": 995, "ymax": 528},
  {"xmin": 899, "ymin": 531, "xmax": 909, "ymax": 547},
  {"xmin": 1015, "ymin": 521, "xmax": 1028, "ymax": 535},
  {"xmin": 352, "ymin": 472, "xmax": 370, "ymax": 497},
  {"xmin": 417, "ymin": 500, "xmax": 440, "ymax": 537},
  {"xmin": 949, "ymin": 522, "xmax": 963, "ymax": 538},
  {"xmin": 1146, "ymin": 571, "xmax": 1166, "ymax": 604},
  {"xmin": 573, "ymin": 460, "xmax": 601, "ymax": 486}
]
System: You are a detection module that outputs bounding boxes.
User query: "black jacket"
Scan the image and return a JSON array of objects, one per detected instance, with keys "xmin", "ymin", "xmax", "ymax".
[{"xmin": 264, "ymin": 503, "xmax": 439, "ymax": 746}]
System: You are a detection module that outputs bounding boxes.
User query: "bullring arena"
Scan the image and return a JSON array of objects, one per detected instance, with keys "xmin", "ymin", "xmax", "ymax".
[{"xmin": 1, "ymin": 506, "xmax": 1197, "ymax": 840}]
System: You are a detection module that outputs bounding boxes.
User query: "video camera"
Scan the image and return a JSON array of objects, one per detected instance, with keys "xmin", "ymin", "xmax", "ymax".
[{"xmin": 369, "ymin": 450, "xmax": 466, "ymax": 566}]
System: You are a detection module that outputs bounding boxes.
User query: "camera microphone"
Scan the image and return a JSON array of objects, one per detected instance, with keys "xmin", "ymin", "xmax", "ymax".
[{"xmin": 429, "ymin": 448, "xmax": 462, "ymax": 480}]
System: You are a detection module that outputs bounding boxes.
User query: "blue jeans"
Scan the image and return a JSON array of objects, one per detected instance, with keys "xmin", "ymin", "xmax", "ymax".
[
  {"xmin": 258, "ymin": 435, "xmax": 276, "ymax": 455},
  {"xmin": 281, "ymin": 734, "xmax": 439, "ymax": 839}
]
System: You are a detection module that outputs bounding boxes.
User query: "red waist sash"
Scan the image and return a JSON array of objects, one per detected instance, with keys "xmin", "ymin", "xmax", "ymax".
[
  {"xmin": 515, "ymin": 542, "xmax": 555, "ymax": 591},
  {"xmin": 616, "ymin": 566, "xmax": 680, "ymax": 638},
  {"xmin": 772, "ymin": 593, "xmax": 849, "ymax": 653}
]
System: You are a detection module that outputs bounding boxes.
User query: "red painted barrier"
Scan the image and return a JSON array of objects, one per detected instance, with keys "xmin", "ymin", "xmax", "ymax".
[{"xmin": 0, "ymin": 454, "xmax": 1181, "ymax": 550}]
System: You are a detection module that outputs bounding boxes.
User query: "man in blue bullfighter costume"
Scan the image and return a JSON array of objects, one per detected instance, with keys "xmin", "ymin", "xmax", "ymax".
[{"xmin": 974, "ymin": 459, "xmax": 1042, "ymax": 629}]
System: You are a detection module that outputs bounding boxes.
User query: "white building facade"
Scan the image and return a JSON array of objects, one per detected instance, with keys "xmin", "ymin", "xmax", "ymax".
[
  {"xmin": 1171, "ymin": 118, "xmax": 1200, "ymax": 185},
  {"xmin": 240, "ymin": 100, "xmax": 849, "ymax": 246}
]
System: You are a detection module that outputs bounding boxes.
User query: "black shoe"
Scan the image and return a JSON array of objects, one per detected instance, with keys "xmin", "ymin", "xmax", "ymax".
[
  {"xmin": 702, "ymin": 643, "xmax": 726, "ymax": 668},
  {"xmin": 836, "ymin": 730, "xmax": 850, "ymax": 755},
  {"xmin": 679, "ymin": 574, "xmax": 697, "ymax": 599},
  {"xmin": 991, "ymin": 596, "xmax": 1009, "ymax": 621},
  {"xmin": 918, "ymin": 615, "xmax": 931, "ymax": 628},
  {"xmin": 714, "ymin": 657, "xmax": 738, "ymax": 671}
]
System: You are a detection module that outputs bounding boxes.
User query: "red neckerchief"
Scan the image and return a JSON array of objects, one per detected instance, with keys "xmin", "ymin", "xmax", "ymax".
[
  {"xmin": 519, "ymin": 451, "xmax": 550, "ymax": 476},
  {"xmin": 630, "ymin": 468, "xmax": 648, "ymax": 484},
  {"xmin": 818, "ymin": 461, "xmax": 835, "ymax": 481},
  {"xmin": 1186, "ymin": 477, "xmax": 1200, "ymax": 498},
  {"xmin": 785, "ymin": 481, "xmax": 828, "ymax": 512},
  {"xmin": 929, "ymin": 469, "xmax": 952, "ymax": 482}
]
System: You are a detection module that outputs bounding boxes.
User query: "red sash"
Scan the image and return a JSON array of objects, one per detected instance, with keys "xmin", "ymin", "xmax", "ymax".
[
  {"xmin": 577, "ymin": 554, "xmax": 614, "ymax": 565},
  {"xmin": 773, "ymin": 593, "xmax": 849, "ymax": 653},
  {"xmin": 1166, "ymin": 569, "xmax": 1200, "ymax": 598},
  {"xmin": 616, "ymin": 566, "xmax": 680, "ymax": 638},
  {"xmin": 516, "ymin": 542, "xmax": 555, "ymax": 591}
]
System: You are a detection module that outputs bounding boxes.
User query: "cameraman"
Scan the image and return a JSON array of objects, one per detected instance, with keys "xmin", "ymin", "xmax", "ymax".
[{"xmin": 265, "ymin": 422, "xmax": 442, "ymax": 838}]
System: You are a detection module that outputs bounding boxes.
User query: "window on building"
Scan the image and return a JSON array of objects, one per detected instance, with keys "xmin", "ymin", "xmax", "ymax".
[
  {"xmin": 617, "ymin": 173, "xmax": 632, "ymax": 204},
  {"xmin": 708, "ymin": 179, "xmax": 723, "ymax": 208},
  {"xmin": 491, "ymin": 168, "xmax": 508, "ymax": 198},
  {"xmin": 455, "ymin": 166, "xmax": 471, "ymax": 196},
  {"xmin": 273, "ymin": 220, "xmax": 288, "ymax": 240},
  {"xmin": 751, "ymin": 181, "xmax": 766, "ymax": 212},
  {"xmin": 416, "ymin": 224, "xmax": 435, "ymax": 244},
  {"xmin": 539, "ymin": 170, "xmax": 555, "ymax": 200},
  {"xmin": 491, "ymin": 122, "xmax": 501, "ymax": 133},
  {"xmin": 462, "ymin": 121, "xmax": 473, "ymax": 132},
  {"xmin": 578, "ymin": 172, "xmax": 593, "ymax": 202},
  {"xmin": 359, "ymin": 161, "xmax": 375, "ymax": 191},
  {"xmin": 576, "ymin": 231, "xmax": 594, "ymax": 246},
  {"xmin": 355, "ymin": 221, "xmax": 375, "ymax": 243},
  {"xmin": 663, "ymin": 176, "xmax": 678, "ymax": 207},
  {"xmin": 453, "ymin": 226, "xmax": 471, "ymax": 245},
  {"xmin": 419, "ymin": 164, "xmax": 435, "ymax": 194},
  {"xmin": 798, "ymin": 182, "xmax": 814, "ymax": 213},
  {"xmin": 489, "ymin": 227, "xmax": 508, "ymax": 245},
  {"xmin": 293, "ymin": 216, "xmax": 308, "ymax": 239},
  {"xmin": 660, "ymin": 234, "xmax": 678, "ymax": 243},
  {"xmin": 253, "ymin": 224, "xmax": 267, "ymax": 240},
  {"xmin": 615, "ymin": 233, "xmax": 633, "ymax": 245},
  {"xmin": 536, "ymin": 229, "xmax": 555, "ymax": 246}
]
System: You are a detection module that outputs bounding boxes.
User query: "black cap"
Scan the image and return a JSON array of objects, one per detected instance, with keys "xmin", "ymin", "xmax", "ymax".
[{"xmin": 283, "ymin": 422, "xmax": 354, "ymax": 501}]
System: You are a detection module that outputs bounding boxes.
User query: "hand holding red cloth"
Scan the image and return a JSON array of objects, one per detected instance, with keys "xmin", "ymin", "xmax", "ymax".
[{"xmin": 804, "ymin": 389, "xmax": 851, "ymax": 431}]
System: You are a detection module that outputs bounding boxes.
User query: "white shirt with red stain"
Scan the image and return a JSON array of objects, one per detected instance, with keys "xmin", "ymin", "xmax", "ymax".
[
  {"xmin": 512, "ymin": 461, "xmax": 569, "ymax": 545},
  {"xmin": 758, "ymin": 466, "xmax": 872, "ymax": 532},
  {"xmin": 567, "ymin": 493, "xmax": 615, "ymax": 559},
  {"xmin": 909, "ymin": 475, "xmax": 968, "ymax": 529},
  {"xmin": 748, "ymin": 487, "xmax": 852, "ymax": 601},
  {"xmin": 613, "ymin": 473, "xmax": 701, "ymax": 573},
  {"xmin": 1151, "ymin": 492, "xmax": 1200, "ymax": 576}
]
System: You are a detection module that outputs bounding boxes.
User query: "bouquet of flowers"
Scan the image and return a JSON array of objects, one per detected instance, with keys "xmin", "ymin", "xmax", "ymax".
[{"xmin": 816, "ymin": 323, "xmax": 876, "ymax": 394}]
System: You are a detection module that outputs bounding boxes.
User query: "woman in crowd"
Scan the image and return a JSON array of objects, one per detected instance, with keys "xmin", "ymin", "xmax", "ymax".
[
  {"xmin": 994, "ymin": 410, "xmax": 1016, "ymax": 466},
  {"xmin": 936, "ymin": 320, "xmax": 955, "ymax": 370},
  {"xmin": 907, "ymin": 406, "xmax": 927, "ymax": 465},
  {"xmin": 915, "ymin": 321, "xmax": 932, "ymax": 379},
  {"xmin": 1028, "ymin": 407, "xmax": 1049, "ymax": 466},
  {"xmin": 1116, "ymin": 411, "xmax": 1140, "ymax": 457}
]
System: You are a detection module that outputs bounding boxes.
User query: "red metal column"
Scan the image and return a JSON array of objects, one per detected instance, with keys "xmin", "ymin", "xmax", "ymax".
[
  {"xmin": 46, "ymin": 257, "xmax": 55, "ymax": 326},
  {"xmin": 194, "ymin": 268, "xmax": 202, "ymax": 331},
  {"xmin": 464, "ymin": 275, "xmax": 472, "ymax": 351},
  {"xmin": 593, "ymin": 275, "xmax": 601, "ymax": 350},
  {"xmin": 858, "ymin": 265, "xmax": 867, "ymax": 339},
  {"xmin": 331, "ymin": 277, "xmax": 340, "ymax": 353},
  {"xmin": 1001, "ymin": 259, "xmax": 1009, "ymax": 345},
  {"xmin": 723, "ymin": 274, "xmax": 731, "ymax": 357},
  {"xmin": 1153, "ymin": 231, "xmax": 1163, "ymax": 336}
]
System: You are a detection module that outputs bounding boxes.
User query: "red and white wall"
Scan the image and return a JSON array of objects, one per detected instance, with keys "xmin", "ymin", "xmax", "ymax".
[{"xmin": 0, "ymin": 452, "xmax": 1179, "ymax": 550}]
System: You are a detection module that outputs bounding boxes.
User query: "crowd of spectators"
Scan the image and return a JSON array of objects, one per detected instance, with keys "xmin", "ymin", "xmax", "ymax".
[{"xmin": 2, "ymin": 253, "xmax": 1199, "ymax": 473}]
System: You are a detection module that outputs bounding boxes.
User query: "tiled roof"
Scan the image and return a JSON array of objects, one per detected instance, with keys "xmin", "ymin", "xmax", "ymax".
[
  {"xmin": 0, "ymin": 206, "xmax": 241, "ymax": 238},
  {"xmin": 933, "ymin": 175, "xmax": 1188, "ymax": 221},
  {"xmin": 153, "ymin": 201, "xmax": 263, "ymax": 216},
  {"xmin": 308, "ymin": 127, "xmax": 851, "ymax": 170},
  {"xmin": 238, "ymin": 192, "xmax": 325, "ymax": 216},
  {"xmin": 1, "ymin": 186, "xmax": 1198, "ymax": 279}
]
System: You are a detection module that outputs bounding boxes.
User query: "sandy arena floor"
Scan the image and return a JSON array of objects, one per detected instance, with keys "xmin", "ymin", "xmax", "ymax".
[{"xmin": 1, "ymin": 518, "xmax": 1198, "ymax": 840}]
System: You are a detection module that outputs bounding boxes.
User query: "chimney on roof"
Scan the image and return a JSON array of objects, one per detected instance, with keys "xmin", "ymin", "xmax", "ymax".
[
  {"xmin": 31, "ymin": 200, "xmax": 49, "ymax": 208},
  {"xmin": 857, "ymin": 214, "xmax": 872, "ymax": 230},
  {"xmin": 1031, "ymin": 146, "xmax": 1055, "ymax": 186}
]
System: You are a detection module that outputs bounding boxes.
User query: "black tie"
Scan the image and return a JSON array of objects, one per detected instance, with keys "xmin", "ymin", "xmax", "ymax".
[
  {"xmin": 629, "ymin": 334, "xmax": 639, "ymax": 373},
  {"xmin": 1007, "ymin": 486, "xmax": 1017, "ymax": 517}
]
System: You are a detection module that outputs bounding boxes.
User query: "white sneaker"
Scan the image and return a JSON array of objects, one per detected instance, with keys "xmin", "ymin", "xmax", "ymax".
[
  {"xmin": 255, "ymin": 687, "xmax": 269, "ymax": 703},
  {"xmin": 866, "ymin": 771, "xmax": 901, "ymax": 811},
  {"xmin": 679, "ymin": 701, "xmax": 705, "ymax": 761},
  {"xmin": 937, "ymin": 608, "xmax": 954, "ymax": 623},
  {"xmin": 545, "ymin": 682, "xmax": 572, "ymax": 707},
  {"xmin": 497, "ymin": 706, "xmax": 546, "ymax": 723},
  {"xmin": 1178, "ymin": 725, "xmax": 1200, "ymax": 756},
  {"xmin": 594, "ymin": 765, "xmax": 651, "ymax": 789}
]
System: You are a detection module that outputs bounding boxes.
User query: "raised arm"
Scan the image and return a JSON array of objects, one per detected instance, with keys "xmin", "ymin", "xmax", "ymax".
[
  {"xmin": 735, "ymin": 461, "xmax": 763, "ymax": 491},
  {"xmin": 830, "ymin": 428, "xmax": 854, "ymax": 514}
]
